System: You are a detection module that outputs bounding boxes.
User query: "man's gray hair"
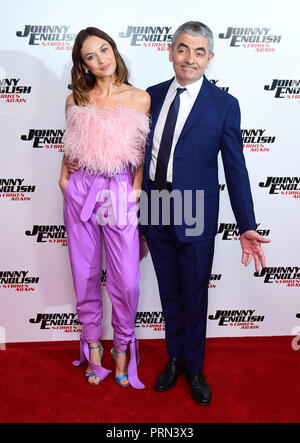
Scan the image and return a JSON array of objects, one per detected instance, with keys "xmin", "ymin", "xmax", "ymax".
[{"xmin": 171, "ymin": 21, "xmax": 214, "ymax": 55}]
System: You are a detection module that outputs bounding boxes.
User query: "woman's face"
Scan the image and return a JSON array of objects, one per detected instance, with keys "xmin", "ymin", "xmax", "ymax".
[{"xmin": 80, "ymin": 35, "xmax": 117, "ymax": 80}]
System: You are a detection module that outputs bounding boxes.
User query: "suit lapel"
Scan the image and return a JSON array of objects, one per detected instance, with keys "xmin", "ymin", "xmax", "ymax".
[
  {"xmin": 145, "ymin": 76, "xmax": 212, "ymax": 177},
  {"xmin": 145, "ymin": 79, "xmax": 173, "ymax": 176},
  {"xmin": 178, "ymin": 75, "xmax": 211, "ymax": 141},
  {"xmin": 150, "ymin": 78, "xmax": 174, "ymax": 136}
]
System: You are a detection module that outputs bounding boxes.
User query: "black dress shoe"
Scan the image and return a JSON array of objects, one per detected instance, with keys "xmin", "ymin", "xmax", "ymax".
[
  {"xmin": 186, "ymin": 371, "xmax": 211, "ymax": 406},
  {"xmin": 155, "ymin": 358, "xmax": 186, "ymax": 392}
]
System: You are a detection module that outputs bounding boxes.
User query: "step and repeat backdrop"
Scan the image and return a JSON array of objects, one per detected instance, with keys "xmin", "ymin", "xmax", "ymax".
[{"xmin": 0, "ymin": 0, "xmax": 299, "ymax": 344}]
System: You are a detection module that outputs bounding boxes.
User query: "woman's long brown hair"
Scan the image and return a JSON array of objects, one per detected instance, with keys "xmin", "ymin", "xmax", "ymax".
[{"xmin": 71, "ymin": 27, "xmax": 129, "ymax": 105}]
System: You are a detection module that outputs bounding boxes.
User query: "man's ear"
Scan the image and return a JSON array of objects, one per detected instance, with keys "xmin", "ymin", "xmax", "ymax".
[
  {"xmin": 207, "ymin": 52, "xmax": 215, "ymax": 67},
  {"xmin": 168, "ymin": 43, "xmax": 173, "ymax": 62}
]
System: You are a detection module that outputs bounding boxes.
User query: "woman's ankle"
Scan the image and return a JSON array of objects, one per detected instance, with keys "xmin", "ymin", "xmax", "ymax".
[
  {"xmin": 114, "ymin": 348, "xmax": 128, "ymax": 371},
  {"xmin": 88, "ymin": 342, "xmax": 102, "ymax": 365}
]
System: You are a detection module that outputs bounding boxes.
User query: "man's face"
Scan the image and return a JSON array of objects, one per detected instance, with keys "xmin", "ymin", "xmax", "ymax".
[{"xmin": 169, "ymin": 32, "xmax": 214, "ymax": 86}]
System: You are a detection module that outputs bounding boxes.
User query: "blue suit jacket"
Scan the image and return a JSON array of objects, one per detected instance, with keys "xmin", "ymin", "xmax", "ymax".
[{"xmin": 141, "ymin": 75, "xmax": 256, "ymax": 242}]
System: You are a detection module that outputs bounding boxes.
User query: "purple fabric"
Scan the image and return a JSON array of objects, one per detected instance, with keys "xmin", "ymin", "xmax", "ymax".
[
  {"xmin": 64, "ymin": 168, "xmax": 144, "ymax": 389},
  {"xmin": 72, "ymin": 333, "xmax": 111, "ymax": 381}
]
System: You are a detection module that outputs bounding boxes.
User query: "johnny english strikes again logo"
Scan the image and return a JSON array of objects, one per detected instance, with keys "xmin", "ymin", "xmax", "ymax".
[
  {"xmin": 25, "ymin": 225, "xmax": 67, "ymax": 245},
  {"xmin": 16, "ymin": 25, "xmax": 76, "ymax": 48},
  {"xmin": 209, "ymin": 309, "xmax": 265, "ymax": 328},
  {"xmin": 135, "ymin": 312, "xmax": 165, "ymax": 331},
  {"xmin": 219, "ymin": 27, "xmax": 281, "ymax": 50},
  {"xmin": 29, "ymin": 313, "xmax": 81, "ymax": 331},
  {"xmin": 264, "ymin": 80, "xmax": 300, "ymax": 99},
  {"xmin": 209, "ymin": 79, "xmax": 229, "ymax": 93},
  {"xmin": 242, "ymin": 129, "xmax": 276, "ymax": 152},
  {"xmin": 119, "ymin": 26, "xmax": 172, "ymax": 49},
  {"xmin": 217, "ymin": 222, "xmax": 270, "ymax": 240},
  {"xmin": 209, "ymin": 274, "xmax": 222, "ymax": 288},
  {"xmin": 101, "ymin": 270, "xmax": 106, "ymax": 287},
  {"xmin": 0, "ymin": 271, "xmax": 39, "ymax": 292},
  {"xmin": 0, "ymin": 179, "xmax": 35, "ymax": 201},
  {"xmin": 21, "ymin": 129, "xmax": 65, "ymax": 152},
  {"xmin": 254, "ymin": 267, "xmax": 300, "ymax": 286},
  {"xmin": 0, "ymin": 79, "xmax": 32, "ymax": 103},
  {"xmin": 259, "ymin": 177, "xmax": 300, "ymax": 198}
]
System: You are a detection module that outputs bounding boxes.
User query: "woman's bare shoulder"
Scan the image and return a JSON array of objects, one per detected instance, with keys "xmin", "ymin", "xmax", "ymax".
[
  {"xmin": 127, "ymin": 87, "xmax": 151, "ymax": 113},
  {"xmin": 65, "ymin": 93, "xmax": 75, "ymax": 111}
]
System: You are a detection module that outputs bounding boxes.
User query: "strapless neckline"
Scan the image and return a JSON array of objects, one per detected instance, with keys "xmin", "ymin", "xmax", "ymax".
[
  {"xmin": 63, "ymin": 103, "xmax": 150, "ymax": 177},
  {"xmin": 68, "ymin": 104, "xmax": 148, "ymax": 118}
]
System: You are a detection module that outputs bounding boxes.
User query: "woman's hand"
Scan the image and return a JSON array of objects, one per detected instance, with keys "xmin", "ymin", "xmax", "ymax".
[
  {"xmin": 133, "ymin": 187, "xmax": 142, "ymax": 203},
  {"xmin": 64, "ymin": 156, "xmax": 79, "ymax": 173},
  {"xmin": 132, "ymin": 165, "xmax": 144, "ymax": 203}
]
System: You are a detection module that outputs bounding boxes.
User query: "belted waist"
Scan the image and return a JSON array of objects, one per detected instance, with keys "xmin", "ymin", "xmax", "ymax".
[{"xmin": 78, "ymin": 168, "xmax": 133, "ymax": 222}]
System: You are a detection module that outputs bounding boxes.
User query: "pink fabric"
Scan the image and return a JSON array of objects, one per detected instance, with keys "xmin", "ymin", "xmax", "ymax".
[{"xmin": 63, "ymin": 105, "xmax": 150, "ymax": 176}]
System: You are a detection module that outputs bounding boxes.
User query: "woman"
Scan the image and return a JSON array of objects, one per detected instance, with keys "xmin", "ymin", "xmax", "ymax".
[{"xmin": 59, "ymin": 27, "xmax": 150, "ymax": 389}]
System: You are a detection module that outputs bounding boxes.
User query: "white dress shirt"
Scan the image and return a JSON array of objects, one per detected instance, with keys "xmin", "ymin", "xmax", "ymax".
[{"xmin": 149, "ymin": 76, "xmax": 203, "ymax": 182}]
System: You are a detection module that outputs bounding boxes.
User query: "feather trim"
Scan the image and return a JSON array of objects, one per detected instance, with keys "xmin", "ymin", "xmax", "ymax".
[{"xmin": 63, "ymin": 105, "xmax": 150, "ymax": 176}]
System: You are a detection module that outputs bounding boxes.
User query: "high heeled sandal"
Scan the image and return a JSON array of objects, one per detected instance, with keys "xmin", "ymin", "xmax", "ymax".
[
  {"xmin": 86, "ymin": 343, "xmax": 104, "ymax": 386},
  {"xmin": 111, "ymin": 346, "xmax": 130, "ymax": 387}
]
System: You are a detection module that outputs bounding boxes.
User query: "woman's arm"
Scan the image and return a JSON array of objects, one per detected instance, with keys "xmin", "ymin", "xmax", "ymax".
[
  {"xmin": 132, "ymin": 165, "xmax": 144, "ymax": 201},
  {"xmin": 59, "ymin": 94, "xmax": 75, "ymax": 196},
  {"xmin": 132, "ymin": 90, "xmax": 151, "ymax": 202},
  {"xmin": 59, "ymin": 157, "xmax": 69, "ymax": 197}
]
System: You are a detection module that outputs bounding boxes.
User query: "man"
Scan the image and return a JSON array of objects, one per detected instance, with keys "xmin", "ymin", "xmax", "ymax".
[{"xmin": 140, "ymin": 21, "xmax": 269, "ymax": 406}]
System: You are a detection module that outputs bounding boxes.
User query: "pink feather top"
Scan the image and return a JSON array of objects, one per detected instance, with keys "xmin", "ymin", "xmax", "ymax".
[{"xmin": 63, "ymin": 105, "xmax": 150, "ymax": 176}]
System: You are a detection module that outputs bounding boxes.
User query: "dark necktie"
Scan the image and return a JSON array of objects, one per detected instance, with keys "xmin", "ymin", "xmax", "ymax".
[{"xmin": 154, "ymin": 87, "xmax": 186, "ymax": 190}]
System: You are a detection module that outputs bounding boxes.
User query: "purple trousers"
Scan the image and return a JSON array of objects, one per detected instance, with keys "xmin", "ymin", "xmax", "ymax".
[{"xmin": 63, "ymin": 168, "xmax": 144, "ymax": 389}]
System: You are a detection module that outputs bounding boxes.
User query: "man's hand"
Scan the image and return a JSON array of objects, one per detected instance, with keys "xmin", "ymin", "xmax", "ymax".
[
  {"xmin": 64, "ymin": 155, "xmax": 79, "ymax": 173},
  {"xmin": 240, "ymin": 230, "xmax": 270, "ymax": 273}
]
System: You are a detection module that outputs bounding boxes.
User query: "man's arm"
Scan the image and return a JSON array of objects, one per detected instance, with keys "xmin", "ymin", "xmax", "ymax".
[{"xmin": 220, "ymin": 98, "xmax": 270, "ymax": 272}]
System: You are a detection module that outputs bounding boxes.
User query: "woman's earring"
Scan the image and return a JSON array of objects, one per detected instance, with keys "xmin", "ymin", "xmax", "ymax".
[{"xmin": 84, "ymin": 67, "xmax": 89, "ymax": 74}]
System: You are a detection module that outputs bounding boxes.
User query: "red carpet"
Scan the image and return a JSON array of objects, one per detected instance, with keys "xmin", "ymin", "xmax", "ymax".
[{"xmin": 0, "ymin": 336, "xmax": 299, "ymax": 423}]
